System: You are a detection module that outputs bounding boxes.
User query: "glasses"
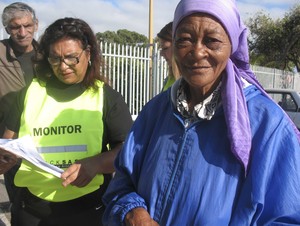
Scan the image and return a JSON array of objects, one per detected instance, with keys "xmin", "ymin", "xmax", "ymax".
[{"xmin": 48, "ymin": 49, "xmax": 85, "ymax": 66}]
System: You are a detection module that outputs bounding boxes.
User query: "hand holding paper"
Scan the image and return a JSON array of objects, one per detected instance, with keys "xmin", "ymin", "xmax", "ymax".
[
  {"xmin": 0, "ymin": 146, "xmax": 18, "ymax": 174},
  {"xmin": 0, "ymin": 136, "xmax": 63, "ymax": 177}
]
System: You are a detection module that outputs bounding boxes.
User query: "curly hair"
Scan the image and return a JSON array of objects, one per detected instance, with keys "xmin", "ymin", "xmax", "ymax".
[{"xmin": 33, "ymin": 17, "xmax": 107, "ymax": 90}]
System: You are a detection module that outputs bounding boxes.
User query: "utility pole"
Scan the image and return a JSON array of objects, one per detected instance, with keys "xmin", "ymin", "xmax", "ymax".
[
  {"xmin": 149, "ymin": 0, "xmax": 153, "ymax": 97},
  {"xmin": 149, "ymin": 0, "xmax": 153, "ymax": 50}
]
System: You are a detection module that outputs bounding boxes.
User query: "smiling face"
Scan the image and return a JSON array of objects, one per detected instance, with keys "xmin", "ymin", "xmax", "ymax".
[
  {"xmin": 174, "ymin": 13, "xmax": 231, "ymax": 98},
  {"xmin": 49, "ymin": 38, "xmax": 90, "ymax": 85}
]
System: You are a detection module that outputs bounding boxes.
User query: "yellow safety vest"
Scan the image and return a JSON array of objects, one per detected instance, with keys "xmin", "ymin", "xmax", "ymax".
[{"xmin": 15, "ymin": 79, "xmax": 105, "ymax": 202}]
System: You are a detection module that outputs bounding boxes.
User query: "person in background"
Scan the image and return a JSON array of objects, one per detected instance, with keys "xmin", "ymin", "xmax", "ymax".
[
  {"xmin": 0, "ymin": 1, "xmax": 39, "ymax": 206},
  {"xmin": 3, "ymin": 17, "xmax": 133, "ymax": 226},
  {"xmin": 157, "ymin": 21, "xmax": 180, "ymax": 92},
  {"xmin": 102, "ymin": 0, "xmax": 300, "ymax": 225}
]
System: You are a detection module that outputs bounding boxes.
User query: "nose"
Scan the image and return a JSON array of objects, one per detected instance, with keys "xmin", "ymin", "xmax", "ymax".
[
  {"xmin": 191, "ymin": 41, "xmax": 207, "ymax": 59},
  {"xmin": 18, "ymin": 26, "xmax": 27, "ymax": 37},
  {"xmin": 58, "ymin": 60, "xmax": 70, "ymax": 70}
]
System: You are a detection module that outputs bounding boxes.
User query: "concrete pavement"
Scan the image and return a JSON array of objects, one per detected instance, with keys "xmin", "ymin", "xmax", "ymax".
[{"xmin": 0, "ymin": 175, "xmax": 11, "ymax": 226}]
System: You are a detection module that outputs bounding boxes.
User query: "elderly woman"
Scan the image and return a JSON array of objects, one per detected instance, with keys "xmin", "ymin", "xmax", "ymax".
[
  {"xmin": 3, "ymin": 17, "xmax": 133, "ymax": 226},
  {"xmin": 102, "ymin": 0, "xmax": 300, "ymax": 225}
]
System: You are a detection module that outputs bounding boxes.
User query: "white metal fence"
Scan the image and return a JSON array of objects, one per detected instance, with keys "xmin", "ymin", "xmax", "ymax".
[
  {"xmin": 251, "ymin": 65, "xmax": 298, "ymax": 90},
  {"xmin": 100, "ymin": 42, "xmax": 168, "ymax": 116}
]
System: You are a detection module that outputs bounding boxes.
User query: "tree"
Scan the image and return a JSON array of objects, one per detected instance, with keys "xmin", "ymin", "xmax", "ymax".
[
  {"xmin": 282, "ymin": 5, "xmax": 300, "ymax": 72},
  {"xmin": 246, "ymin": 4, "xmax": 300, "ymax": 71},
  {"xmin": 96, "ymin": 29, "xmax": 148, "ymax": 46}
]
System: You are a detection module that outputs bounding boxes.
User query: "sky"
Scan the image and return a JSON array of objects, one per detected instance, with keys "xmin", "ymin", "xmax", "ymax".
[{"xmin": 0, "ymin": 0, "xmax": 299, "ymax": 40}]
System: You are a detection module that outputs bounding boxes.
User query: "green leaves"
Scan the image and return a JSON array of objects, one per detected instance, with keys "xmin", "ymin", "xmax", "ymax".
[
  {"xmin": 96, "ymin": 29, "xmax": 148, "ymax": 46},
  {"xmin": 246, "ymin": 3, "xmax": 300, "ymax": 72}
]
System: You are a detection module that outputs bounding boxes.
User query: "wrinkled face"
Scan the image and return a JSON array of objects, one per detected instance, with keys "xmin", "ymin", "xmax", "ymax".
[
  {"xmin": 159, "ymin": 39, "xmax": 173, "ymax": 66},
  {"xmin": 6, "ymin": 12, "xmax": 38, "ymax": 52},
  {"xmin": 174, "ymin": 13, "xmax": 231, "ymax": 92},
  {"xmin": 49, "ymin": 38, "xmax": 90, "ymax": 85}
]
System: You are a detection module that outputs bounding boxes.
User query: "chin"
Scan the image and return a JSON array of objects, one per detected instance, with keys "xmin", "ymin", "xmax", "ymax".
[{"xmin": 59, "ymin": 78, "xmax": 73, "ymax": 85}]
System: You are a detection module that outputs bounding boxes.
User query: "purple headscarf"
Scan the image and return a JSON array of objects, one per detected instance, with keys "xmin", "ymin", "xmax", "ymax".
[{"xmin": 173, "ymin": 0, "xmax": 267, "ymax": 173}]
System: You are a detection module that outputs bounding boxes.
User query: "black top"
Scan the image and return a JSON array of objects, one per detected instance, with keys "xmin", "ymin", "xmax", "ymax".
[{"xmin": 16, "ymin": 50, "xmax": 36, "ymax": 85}]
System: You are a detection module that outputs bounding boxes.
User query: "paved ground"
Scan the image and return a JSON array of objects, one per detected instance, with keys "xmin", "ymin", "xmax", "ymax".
[{"xmin": 0, "ymin": 175, "xmax": 11, "ymax": 226}]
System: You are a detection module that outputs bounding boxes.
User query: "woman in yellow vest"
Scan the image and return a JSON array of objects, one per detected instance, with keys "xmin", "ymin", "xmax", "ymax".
[
  {"xmin": 2, "ymin": 17, "xmax": 133, "ymax": 226},
  {"xmin": 157, "ymin": 22, "xmax": 180, "ymax": 92}
]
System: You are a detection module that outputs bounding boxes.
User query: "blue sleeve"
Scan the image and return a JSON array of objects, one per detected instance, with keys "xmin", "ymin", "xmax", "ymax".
[
  {"xmin": 102, "ymin": 111, "xmax": 151, "ymax": 226},
  {"xmin": 102, "ymin": 92, "xmax": 170, "ymax": 226}
]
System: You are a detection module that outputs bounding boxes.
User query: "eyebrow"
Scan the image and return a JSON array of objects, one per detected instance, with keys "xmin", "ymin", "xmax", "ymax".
[
  {"xmin": 49, "ymin": 52, "xmax": 80, "ymax": 57},
  {"xmin": 9, "ymin": 22, "xmax": 34, "ymax": 27},
  {"xmin": 176, "ymin": 25, "xmax": 225, "ymax": 39}
]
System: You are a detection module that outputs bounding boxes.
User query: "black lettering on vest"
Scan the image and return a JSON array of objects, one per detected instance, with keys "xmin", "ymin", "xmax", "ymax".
[
  {"xmin": 75, "ymin": 125, "xmax": 81, "ymax": 133},
  {"xmin": 32, "ymin": 125, "xmax": 82, "ymax": 136},
  {"xmin": 50, "ymin": 127, "xmax": 57, "ymax": 135},
  {"xmin": 60, "ymin": 126, "xmax": 67, "ymax": 134},
  {"xmin": 43, "ymin": 127, "xmax": 50, "ymax": 135},
  {"xmin": 48, "ymin": 159, "xmax": 75, "ymax": 168},
  {"xmin": 33, "ymin": 128, "xmax": 43, "ymax": 136},
  {"xmin": 67, "ymin": 126, "xmax": 74, "ymax": 133}
]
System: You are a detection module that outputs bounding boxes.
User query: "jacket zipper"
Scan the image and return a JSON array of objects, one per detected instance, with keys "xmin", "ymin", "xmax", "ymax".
[{"xmin": 159, "ymin": 127, "xmax": 188, "ymax": 221}]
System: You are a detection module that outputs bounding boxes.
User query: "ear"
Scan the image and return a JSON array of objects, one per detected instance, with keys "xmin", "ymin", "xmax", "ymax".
[
  {"xmin": 34, "ymin": 19, "xmax": 39, "ymax": 32},
  {"xmin": 5, "ymin": 27, "xmax": 10, "ymax": 35},
  {"xmin": 86, "ymin": 45, "xmax": 91, "ymax": 60}
]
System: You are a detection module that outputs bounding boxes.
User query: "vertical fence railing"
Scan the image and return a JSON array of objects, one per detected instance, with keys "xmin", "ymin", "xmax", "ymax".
[
  {"xmin": 100, "ymin": 42, "xmax": 168, "ymax": 116},
  {"xmin": 251, "ymin": 65, "xmax": 296, "ymax": 89}
]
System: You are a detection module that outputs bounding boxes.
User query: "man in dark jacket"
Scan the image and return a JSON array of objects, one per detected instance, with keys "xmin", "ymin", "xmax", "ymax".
[{"xmin": 0, "ymin": 1, "xmax": 39, "ymax": 204}]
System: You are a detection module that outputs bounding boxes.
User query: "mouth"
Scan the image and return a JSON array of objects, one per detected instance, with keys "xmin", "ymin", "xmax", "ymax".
[
  {"xmin": 186, "ymin": 65, "xmax": 211, "ymax": 73},
  {"xmin": 61, "ymin": 72, "xmax": 73, "ymax": 77},
  {"xmin": 60, "ymin": 71, "xmax": 74, "ymax": 79},
  {"xmin": 16, "ymin": 37, "xmax": 32, "ymax": 44}
]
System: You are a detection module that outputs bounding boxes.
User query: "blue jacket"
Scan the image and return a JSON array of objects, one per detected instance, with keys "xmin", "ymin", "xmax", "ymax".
[{"xmin": 102, "ymin": 85, "xmax": 300, "ymax": 225}]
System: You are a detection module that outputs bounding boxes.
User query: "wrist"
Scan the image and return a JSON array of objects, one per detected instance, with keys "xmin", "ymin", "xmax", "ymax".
[{"xmin": 125, "ymin": 207, "xmax": 151, "ymax": 224}]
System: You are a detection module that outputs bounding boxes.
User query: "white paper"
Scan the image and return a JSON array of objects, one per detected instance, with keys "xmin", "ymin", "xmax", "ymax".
[{"xmin": 0, "ymin": 135, "xmax": 63, "ymax": 177}]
